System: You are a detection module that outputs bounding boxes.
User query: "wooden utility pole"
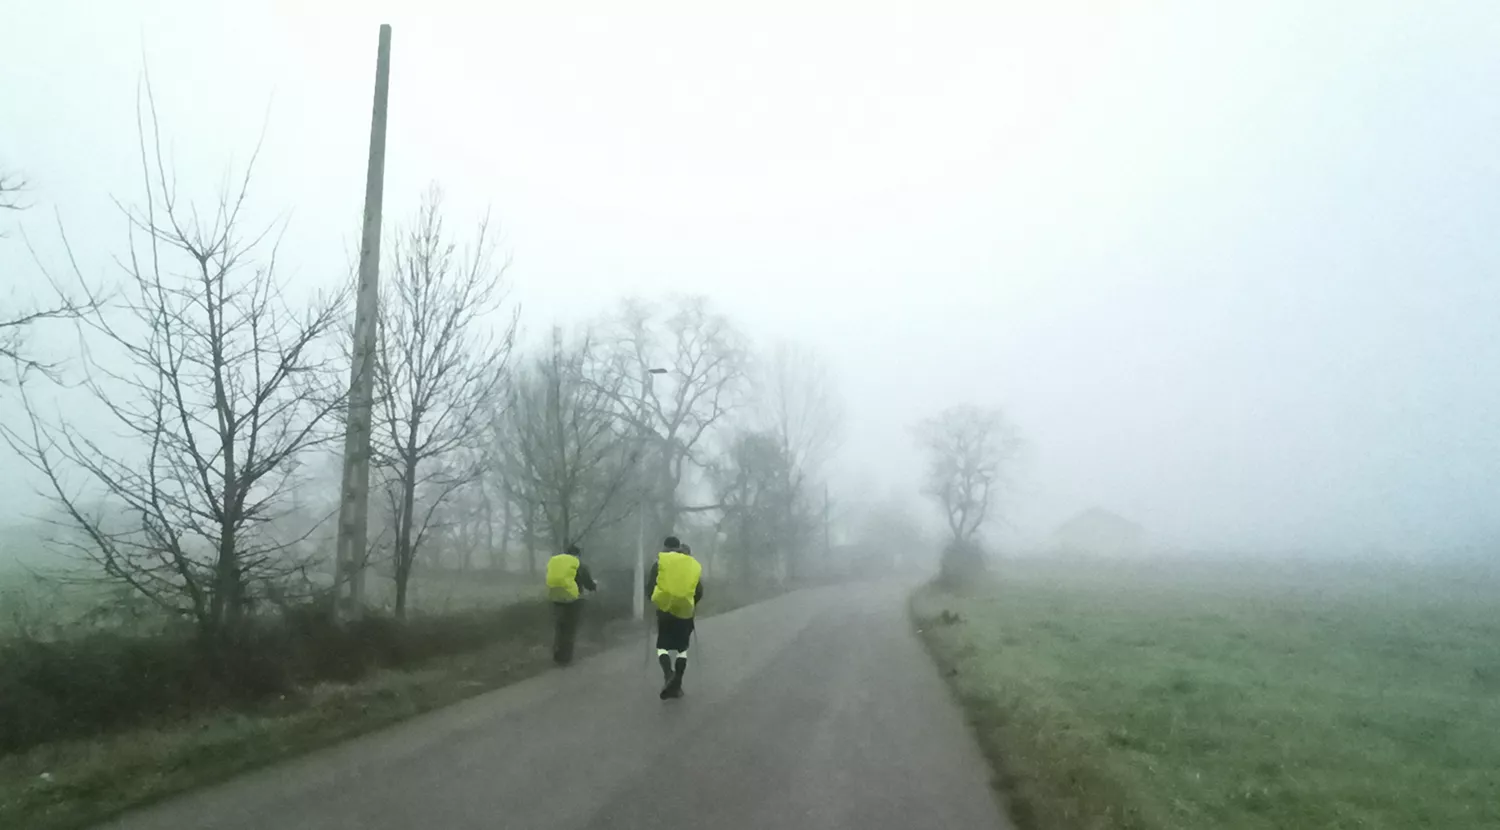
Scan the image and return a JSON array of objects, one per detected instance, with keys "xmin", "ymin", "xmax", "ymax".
[{"xmin": 334, "ymin": 23, "xmax": 392, "ymax": 623}]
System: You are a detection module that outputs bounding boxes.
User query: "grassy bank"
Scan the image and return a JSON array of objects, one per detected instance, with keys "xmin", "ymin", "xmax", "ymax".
[
  {"xmin": 912, "ymin": 557, "xmax": 1500, "ymax": 830},
  {"xmin": 1, "ymin": 580, "xmax": 784, "ymax": 830}
]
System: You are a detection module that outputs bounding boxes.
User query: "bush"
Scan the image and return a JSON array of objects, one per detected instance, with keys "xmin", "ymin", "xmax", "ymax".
[
  {"xmin": 0, "ymin": 596, "xmax": 628, "ymax": 754},
  {"xmin": 937, "ymin": 538, "xmax": 989, "ymax": 589},
  {"xmin": 0, "ymin": 631, "xmax": 207, "ymax": 753}
]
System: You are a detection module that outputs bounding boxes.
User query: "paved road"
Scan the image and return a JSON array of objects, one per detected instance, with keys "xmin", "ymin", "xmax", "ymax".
[{"xmin": 101, "ymin": 582, "xmax": 1011, "ymax": 830}]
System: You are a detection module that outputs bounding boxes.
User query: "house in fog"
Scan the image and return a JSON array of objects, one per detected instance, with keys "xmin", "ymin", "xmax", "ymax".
[{"xmin": 1051, "ymin": 508, "xmax": 1147, "ymax": 556}]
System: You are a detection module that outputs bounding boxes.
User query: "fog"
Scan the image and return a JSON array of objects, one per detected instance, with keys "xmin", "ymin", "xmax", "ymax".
[{"xmin": 4, "ymin": 0, "xmax": 1500, "ymax": 556}]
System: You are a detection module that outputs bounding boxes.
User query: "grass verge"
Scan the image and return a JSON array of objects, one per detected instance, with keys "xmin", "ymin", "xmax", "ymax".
[
  {"xmin": 2, "ymin": 582, "xmax": 783, "ymax": 830},
  {"xmin": 912, "ymin": 557, "xmax": 1500, "ymax": 830}
]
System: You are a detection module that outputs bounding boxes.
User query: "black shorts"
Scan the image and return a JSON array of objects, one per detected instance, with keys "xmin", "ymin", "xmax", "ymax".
[{"xmin": 655, "ymin": 611, "xmax": 695, "ymax": 653}]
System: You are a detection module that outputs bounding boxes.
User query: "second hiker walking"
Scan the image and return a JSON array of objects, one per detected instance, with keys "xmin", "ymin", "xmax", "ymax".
[{"xmin": 545, "ymin": 544, "xmax": 597, "ymax": 665}]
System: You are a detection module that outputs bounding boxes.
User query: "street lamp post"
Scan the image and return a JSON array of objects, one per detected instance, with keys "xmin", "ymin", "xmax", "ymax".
[{"xmin": 632, "ymin": 367, "xmax": 669, "ymax": 621}]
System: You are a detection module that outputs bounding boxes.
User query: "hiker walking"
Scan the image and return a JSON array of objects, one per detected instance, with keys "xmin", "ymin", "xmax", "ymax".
[
  {"xmin": 545, "ymin": 544, "xmax": 597, "ymax": 665},
  {"xmin": 646, "ymin": 535, "xmax": 704, "ymax": 699}
]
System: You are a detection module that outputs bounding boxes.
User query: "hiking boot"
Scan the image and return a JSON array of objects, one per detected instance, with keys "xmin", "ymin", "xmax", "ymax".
[
  {"xmin": 659, "ymin": 656, "xmax": 687, "ymax": 700},
  {"xmin": 660, "ymin": 676, "xmax": 683, "ymax": 699},
  {"xmin": 658, "ymin": 653, "xmax": 674, "ymax": 685}
]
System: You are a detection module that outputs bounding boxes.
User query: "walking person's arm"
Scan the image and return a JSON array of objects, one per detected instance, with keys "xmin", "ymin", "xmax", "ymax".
[
  {"xmin": 645, "ymin": 562, "xmax": 659, "ymax": 601},
  {"xmin": 576, "ymin": 563, "xmax": 598, "ymax": 593}
]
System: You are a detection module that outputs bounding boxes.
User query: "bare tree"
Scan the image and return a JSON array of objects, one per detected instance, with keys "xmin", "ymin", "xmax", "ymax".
[
  {"xmin": 761, "ymin": 341, "xmax": 845, "ymax": 477},
  {"xmin": 711, "ymin": 428, "xmax": 810, "ymax": 585},
  {"xmin": 595, "ymin": 296, "xmax": 750, "ymax": 536},
  {"xmin": 370, "ymin": 185, "xmax": 517, "ymax": 618},
  {"xmin": 0, "ymin": 84, "xmax": 348, "ymax": 645},
  {"xmin": 432, "ymin": 458, "xmax": 497, "ymax": 573},
  {"xmin": 754, "ymin": 341, "xmax": 845, "ymax": 576},
  {"xmin": 498, "ymin": 328, "xmax": 638, "ymax": 556},
  {"xmin": 467, "ymin": 451, "xmax": 518, "ymax": 570},
  {"xmin": 914, "ymin": 404, "xmax": 1022, "ymax": 580},
  {"xmin": 477, "ymin": 411, "xmax": 544, "ymax": 572}
]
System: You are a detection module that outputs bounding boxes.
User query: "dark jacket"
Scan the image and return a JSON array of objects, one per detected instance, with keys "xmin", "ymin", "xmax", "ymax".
[
  {"xmin": 645, "ymin": 558, "xmax": 705, "ymax": 607},
  {"xmin": 574, "ymin": 563, "xmax": 598, "ymax": 594}
]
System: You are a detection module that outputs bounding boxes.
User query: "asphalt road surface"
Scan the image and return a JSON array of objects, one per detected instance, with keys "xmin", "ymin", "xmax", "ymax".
[{"xmin": 101, "ymin": 581, "xmax": 1011, "ymax": 830}]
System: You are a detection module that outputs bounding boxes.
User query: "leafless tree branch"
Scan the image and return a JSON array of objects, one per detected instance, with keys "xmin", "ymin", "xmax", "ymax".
[
  {"xmin": 0, "ymin": 167, "xmax": 29, "ymax": 214},
  {"xmin": 1, "ymin": 169, "xmax": 110, "ymax": 384}
]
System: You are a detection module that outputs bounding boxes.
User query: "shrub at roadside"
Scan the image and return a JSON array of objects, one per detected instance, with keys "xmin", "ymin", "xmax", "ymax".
[
  {"xmin": 0, "ymin": 597, "xmax": 621, "ymax": 755},
  {"xmin": 937, "ymin": 538, "xmax": 991, "ymax": 590}
]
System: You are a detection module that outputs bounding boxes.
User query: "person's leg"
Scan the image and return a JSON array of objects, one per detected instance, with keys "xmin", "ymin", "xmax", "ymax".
[
  {"xmin": 558, "ymin": 601, "xmax": 581, "ymax": 663},
  {"xmin": 552, "ymin": 602, "xmax": 569, "ymax": 664},
  {"xmin": 655, "ymin": 611, "xmax": 675, "ymax": 684},
  {"xmin": 660, "ymin": 616, "xmax": 693, "ymax": 698},
  {"xmin": 671, "ymin": 617, "xmax": 694, "ymax": 690}
]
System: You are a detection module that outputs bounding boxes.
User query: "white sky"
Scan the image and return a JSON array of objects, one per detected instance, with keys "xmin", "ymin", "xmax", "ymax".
[{"xmin": 4, "ymin": 0, "xmax": 1500, "ymax": 553}]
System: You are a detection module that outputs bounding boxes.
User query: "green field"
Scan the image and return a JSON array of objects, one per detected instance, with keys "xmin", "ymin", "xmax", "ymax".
[{"xmin": 912, "ymin": 556, "xmax": 1500, "ymax": 830}]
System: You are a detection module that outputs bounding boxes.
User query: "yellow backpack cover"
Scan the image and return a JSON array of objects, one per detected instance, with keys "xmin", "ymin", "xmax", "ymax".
[
  {"xmin": 651, "ymin": 551, "xmax": 702, "ymax": 619},
  {"xmin": 545, "ymin": 554, "xmax": 581, "ymax": 602}
]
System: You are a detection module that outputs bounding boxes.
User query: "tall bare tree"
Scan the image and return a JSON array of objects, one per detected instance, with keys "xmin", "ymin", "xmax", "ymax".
[
  {"xmin": 371, "ymin": 186, "xmax": 516, "ymax": 618},
  {"xmin": 498, "ymin": 329, "xmax": 638, "ymax": 557},
  {"xmin": 915, "ymin": 404, "xmax": 1022, "ymax": 580},
  {"xmin": 467, "ymin": 452, "xmax": 517, "ymax": 570},
  {"xmin": 595, "ymin": 296, "xmax": 750, "ymax": 536},
  {"xmin": 429, "ymin": 457, "xmax": 497, "ymax": 573},
  {"xmin": 0, "ymin": 86, "xmax": 348, "ymax": 645},
  {"xmin": 754, "ymin": 341, "xmax": 845, "ymax": 576},
  {"xmin": 711, "ymin": 428, "xmax": 810, "ymax": 584},
  {"xmin": 762, "ymin": 341, "xmax": 845, "ymax": 477}
]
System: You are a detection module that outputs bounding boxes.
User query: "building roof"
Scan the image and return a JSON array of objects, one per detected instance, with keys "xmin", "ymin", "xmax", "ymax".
[{"xmin": 1053, "ymin": 507, "xmax": 1145, "ymax": 540}]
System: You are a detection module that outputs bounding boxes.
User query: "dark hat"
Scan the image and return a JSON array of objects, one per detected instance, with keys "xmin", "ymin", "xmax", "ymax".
[{"xmin": 662, "ymin": 535, "xmax": 681, "ymax": 550}]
